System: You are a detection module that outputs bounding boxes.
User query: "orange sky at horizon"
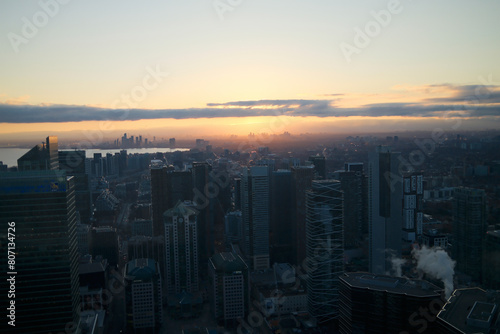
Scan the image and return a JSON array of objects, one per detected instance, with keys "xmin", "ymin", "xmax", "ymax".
[{"xmin": 0, "ymin": 114, "xmax": 496, "ymax": 146}]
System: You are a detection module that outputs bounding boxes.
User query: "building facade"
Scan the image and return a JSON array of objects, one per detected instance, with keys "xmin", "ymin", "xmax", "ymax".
[
  {"xmin": 338, "ymin": 163, "xmax": 367, "ymax": 249},
  {"xmin": 0, "ymin": 170, "xmax": 80, "ymax": 333},
  {"xmin": 291, "ymin": 166, "xmax": 315, "ymax": 266},
  {"xmin": 452, "ymin": 187, "xmax": 487, "ymax": 282},
  {"xmin": 306, "ymin": 180, "xmax": 344, "ymax": 322},
  {"xmin": 368, "ymin": 146, "xmax": 404, "ymax": 274},
  {"xmin": 270, "ymin": 169, "xmax": 293, "ymax": 263},
  {"xmin": 125, "ymin": 258, "xmax": 163, "ymax": 331},
  {"xmin": 164, "ymin": 201, "xmax": 199, "ymax": 295},
  {"xmin": 59, "ymin": 150, "xmax": 92, "ymax": 224},
  {"xmin": 89, "ymin": 226, "xmax": 119, "ymax": 267},
  {"xmin": 422, "ymin": 229, "xmax": 448, "ymax": 249},
  {"xmin": 17, "ymin": 136, "xmax": 59, "ymax": 171},
  {"xmin": 482, "ymin": 230, "xmax": 500, "ymax": 289},
  {"xmin": 208, "ymin": 252, "xmax": 249, "ymax": 328},
  {"xmin": 241, "ymin": 166, "xmax": 270, "ymax": 270},
  {"xmin": 339, "ymin": 272, "xmax": 442, "ymax": 334},
  {"xmin": 151, "ymin": 161, "xmax": 193, "ymax": 238}
]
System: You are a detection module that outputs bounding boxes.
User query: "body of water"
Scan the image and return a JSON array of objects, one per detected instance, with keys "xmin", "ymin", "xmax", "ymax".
[{"xmin": 0, "ymin": 147, "xmax": 189, "ymax": 168}]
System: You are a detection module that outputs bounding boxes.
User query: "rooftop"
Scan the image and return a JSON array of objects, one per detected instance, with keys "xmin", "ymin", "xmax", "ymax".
[
  {"xmin": 150, "ymin": 159, "xmax": 164, "ymax": 169},
  {"xmin": 164, "ymin": 200, "xmax": 197, "ymax": 218},
  {"xmin": 126, "ymin": 258, "xmax": 158, "ymax": 280},
  {"xmin": 210, "ymin": 252, "xmax": 247, "ymax": 273},
  {"xmin": 92, "ymin": 226, "xmax": 116, "ymax": 233},
  {"xmin": 79, "ymin": 260, "xmax": 107, "ymax": 275},
  {"xmin": 438, "ymin": 288, "xmax": 500, "ymax": 334},
  {"xmin": 468, "ymin": 302, "xmax": 496, "ymax": 322},
  {"xmin": 340, "ymin": 272, "xmax": 442, "ymax": 297}
]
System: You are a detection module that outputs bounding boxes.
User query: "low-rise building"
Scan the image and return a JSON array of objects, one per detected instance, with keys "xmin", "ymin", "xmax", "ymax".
[
  {"xmin": 422, "ymin": 229, "xmax": 449, "ymax": 249},
  {"xmin": 437, "ymin": 288, "xmax": 500, "ymax": 333}
]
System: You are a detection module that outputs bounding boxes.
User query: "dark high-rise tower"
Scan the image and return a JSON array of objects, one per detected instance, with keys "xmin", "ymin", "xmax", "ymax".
[
  {"xmin": 241, "ymin": 166, "xmax": 270, "ymax": 270},
  {"xmin": 338, "ymin": 163, "xmax": 367, "ymax": 249},
  {"xmin": 17, "ymin": 136, "xmax": 59, "ymax": 171},
  {"xmin": 150, "ymin": 160, "xmax": 193, "ymax": 238},
  {"xmin": 192, "ymin": 161, "xmax": 213, "ymax": 265},
  {"xmin": 270, "ymin": 169, "xmax": 293, "ymax": 263},
  {"xmin": 309, "ymin": 155, "xmax": 326, "ymax": 179},
  {"xmin": 59, "ymin": 150, "xmax": 92, "ymax": 224},
  {"xmin": 453, "ymin": 187, "xmax": 487, "ymax": 282},
  {"xmin": 291, "ymin": 166, "xmax": 315, "ymax": 265},
  {"xmin": 368, "ymin": 146, "xmax": 403, "ymax": 274},
  {"xmin": 0, "ymin": 170, "xmax": 80, "ymax": 333},
  {"xmin": 482, "ymin": 230, "xmax": 500, "ymax": 289}
]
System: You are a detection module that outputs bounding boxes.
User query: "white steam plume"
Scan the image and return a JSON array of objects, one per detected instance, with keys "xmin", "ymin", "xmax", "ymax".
[
  {"xmin": 390, "ymin": 256, "xmax": 406, "ymax": 277},
  {"xmin": 412, "ymin": 246, "xmax": 455, "ymax": 298}
]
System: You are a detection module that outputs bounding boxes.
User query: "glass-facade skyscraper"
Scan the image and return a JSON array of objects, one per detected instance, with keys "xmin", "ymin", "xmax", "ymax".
[
  {"xmin": 241, "ymin": 166, "xmax": 270, "ymax": 270},
  {"xmin": 17, "ymin": 136, "xmax": 59, "ymax": 171},
  {"xmin": 306, "ymin": 179, "xmax": 344, "ymax": 322},
  {"xmin": 0, "ymin": 170, "xmax": 80, "ymax": 333},
  {"xmin": 368, "ymin": 146, "xmax": 403, "ymax": 274},
  {"xmin": 453, "ymin": 187, "xmax": 487, "ymax": 282}
]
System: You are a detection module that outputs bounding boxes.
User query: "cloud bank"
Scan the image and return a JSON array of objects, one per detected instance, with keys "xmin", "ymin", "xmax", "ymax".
[{"xmin": 0, "ymin": 84, "xmax": 499, "ymax": 123}]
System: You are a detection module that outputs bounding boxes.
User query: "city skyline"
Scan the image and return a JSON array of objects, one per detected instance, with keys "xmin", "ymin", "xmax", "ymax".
[
  {"xmin": 2, "ymin": 1, "xmax": 500, "ymax": 332},
  {"xmin": 2, "ymin": 133, "xmax": 500, "ymax": 332}
]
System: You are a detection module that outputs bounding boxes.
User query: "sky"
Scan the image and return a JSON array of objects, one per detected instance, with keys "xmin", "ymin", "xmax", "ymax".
[{"xmin": 0, "ymin": 0, "xmax": 499, "ymax": 143}]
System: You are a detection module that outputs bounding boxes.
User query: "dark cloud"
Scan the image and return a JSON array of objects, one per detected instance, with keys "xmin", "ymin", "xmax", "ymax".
[
  {"xmin": 1, "ymin": 85, "xmax": 499, "ymax": 123},
  {"xmin": 0, "ymin": 104, "xmax": 278, "ymax": 123},
  {"xmin": 424, "ymin": 85, "xmax": 500, "ymax": 104}
]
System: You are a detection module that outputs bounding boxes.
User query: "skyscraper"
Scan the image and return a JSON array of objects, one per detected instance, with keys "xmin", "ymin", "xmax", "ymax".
[
  {"xmin": 89, "ymin": 226, "xmax": 119, "ymax": 267},
  {"xmin": 368, "ymin": 146, "xmax": 403, "ymax": 274},
  {"xmin": 309, "ymin": 155, "xmax": 326, "ymax": 179},
  {"xmin": 402, "ymin": 173, "xmax": 424, "ymax": 252},
  {"xmin": 224, "ymin": 211, "xmax": 243, "ymax": 248},
  {"xmin": 0, "ymin": 170, "xmax": 80, "ymax": 333},
  {"xmin": 164, "ymin": 201, "xmax": 199, "ymax": 296},
  {"xmin": 208, "ymin": 252, "xmax": 250, "ymax": 328},
  {"xmin": 124, "ymin": 258, "xmax": 163, "ymax": 331},
  {"xmin": 192, "ymin": 161, "xmax": 214, "ymax": 265},
  {"xmin": 338, "ymin": 163, "xmax": 367, "ymax": 249},
  {"xmin": 151, "ymin": 160, "xmax": 170, "ymax": 237},
  {"xmin": 270, "ymin": 169, "xmax": 293, "ymax": 263},
  {"xmin": 452, "ymin": 187, "xmax": 487, "ymax": 282},
  {"xmin": 482, "ymin": 230, "xmax": 500, "ymax": 289},
  {"xmin": 241, "ymin": 166, "xmax": 270, "ymax": 270},
  {"xmin": 17, "ymin": 135, "xmax": 59, "ymax": 171},
  {"xmin": 59, "ymin": 150, "xmax": 92, "ymax": 224},
  {"xmin": 151, "ymin": 161, "xmax": 193, "ymax": 238},
  {"xmin": 76, "ymin": 222, "xmax": 90, "ymax": 256},
  {"xmin": 291, "ymin": 166, "xmax": 315, "ymax": 266},
  {"xmin": 306, "ymin": 180, "xmax": 344, "ymax": 322}
]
